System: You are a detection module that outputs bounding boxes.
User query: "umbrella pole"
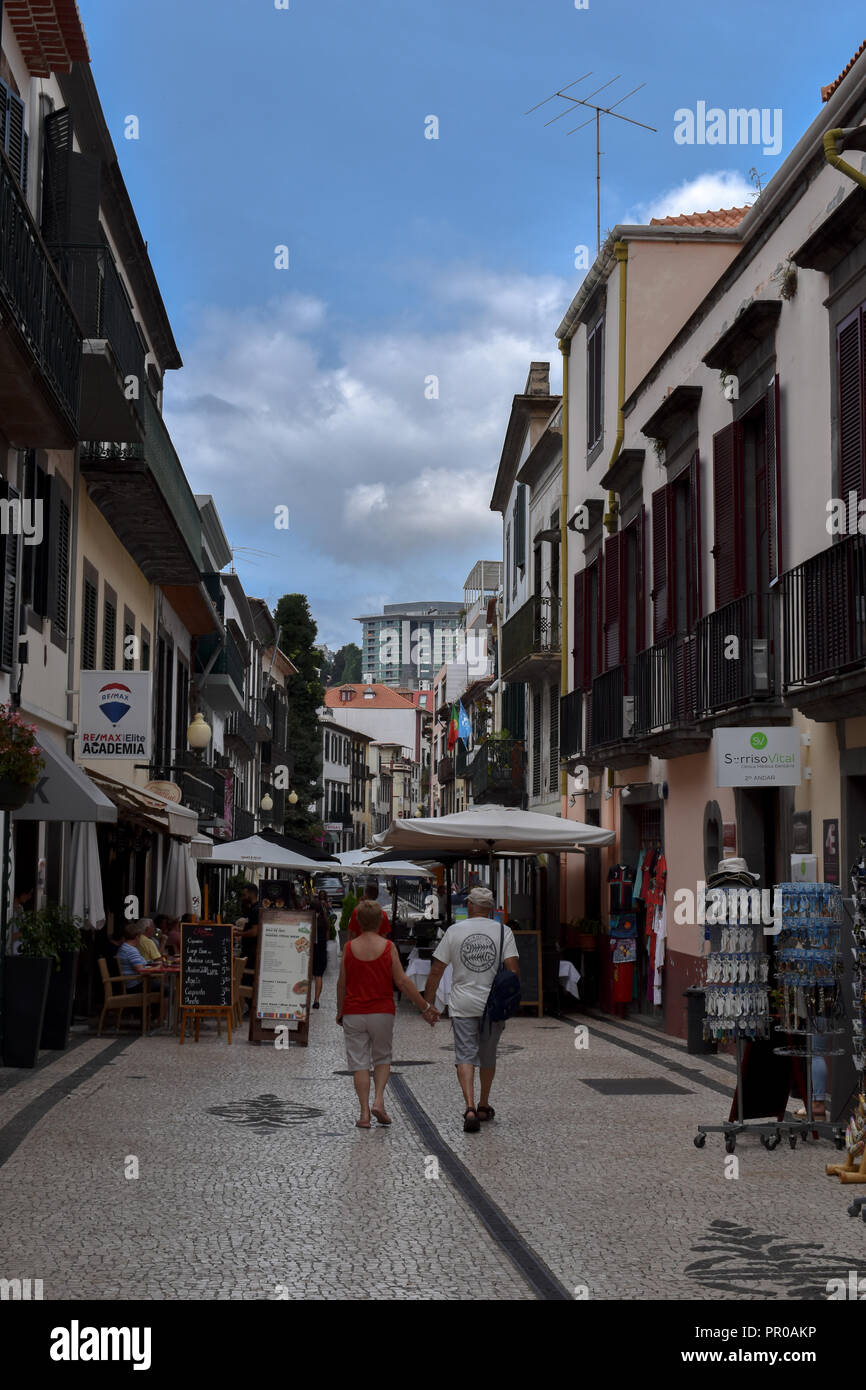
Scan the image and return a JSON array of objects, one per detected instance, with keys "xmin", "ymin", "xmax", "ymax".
[{"xmin": 446, "ymin": 863, "xmax": 451, "ymax": 925}]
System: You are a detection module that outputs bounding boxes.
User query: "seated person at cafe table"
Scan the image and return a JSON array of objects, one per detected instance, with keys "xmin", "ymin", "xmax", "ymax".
[
  {"xmin": 116, "ymin": 921, "xmax": 156, "ymax": 990},
  {"xmin": 136, "ymin": 918, "xmax": 161, "ymax": 962},
  {"xmin": 348, "ymin": 881, "xmax": 391, "ymax": 938},
  {"xmin": 155, "ymin": 914, "xmax": 180, "ymax": 955},
  {"xmin": 233, "ymin": 883, "xmax": 260, "ymax": 970}
]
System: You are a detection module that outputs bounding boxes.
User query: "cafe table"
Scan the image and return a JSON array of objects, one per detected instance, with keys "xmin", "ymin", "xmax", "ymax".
[
  {"xmin": 405, "ymin": 948, "xmax": 452, "ymax": 1012},
  {"xmin": 139, "ymin": 961, "xmax": 181, "ymax": 1032}
]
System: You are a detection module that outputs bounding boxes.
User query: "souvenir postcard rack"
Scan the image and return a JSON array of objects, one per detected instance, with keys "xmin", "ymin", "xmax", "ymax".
[{"xmin": 827, "ymin": 842, "xmax": 866, "ymax": 1210}]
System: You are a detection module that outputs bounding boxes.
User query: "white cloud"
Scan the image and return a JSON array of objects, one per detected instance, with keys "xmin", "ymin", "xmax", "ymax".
[
  {"xmin": 164, "ymin": 268, "xmax": 568, "ymax": 645},
  {"xmin": 626, "ymin": 170, "xmax": 756, "ymax": 224}
]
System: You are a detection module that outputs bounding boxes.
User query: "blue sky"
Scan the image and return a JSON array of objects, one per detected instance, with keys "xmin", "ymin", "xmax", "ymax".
[{"xmin": 81, "ymin": 0, "xmax": 866, "ymax": 651}]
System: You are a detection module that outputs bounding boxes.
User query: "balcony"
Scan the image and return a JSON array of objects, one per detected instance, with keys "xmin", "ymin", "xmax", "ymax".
[
  {"xmin": 251, "ymin": 698, "xmax": 273, "ymax": 741},
  {"xmin": 471, "ymin": 739, "xmax": 526, "ymax": 806},
  {"xmin": 455, "ymin": 742, "xmax": 470, "ymax": 778},
  {"xmin": 195, "ymin": 629, "xmax": 247, "ymax": 714},
  {"xmin": 232, "ymin": 806, "xmax": 255, "ymax": 840},
  {"xmin": 0, "ymin": 145, "xmax": 81, "ymax": 445},
  {"xmin": 693, "ymin": 592, "xmax": 781, "ymax": 725},
  {"xmin": 437, "ymin": 754, "xmax": 454, "ymax": 782},
  {"xmin": 81, "ymin": 387, "xmax": 202, "ymax": 583},
  {"xmin": 224, "ymin": 708, "xmax": 256, "ymax": 759},
  {"xmin": 781, "ymin": 535, "xmax": 866, "ymax": 720},
  {"xmin": 500, "ymin": 595, "xmax": 561, "ymax": 682},
  {"xmin": 179, "ymin": 764, "xmax": 226, "ymax": 820},
  {"xmin": 262, "ymin": 740, "xmax": 292, "ymax": 774},
  {"xmin": 632, "ymin": 634, "xmax": 710, "ymax": 758},
  {"xmin": 53, "ymin": 245, "xmax": 145, "ymax": 442}
]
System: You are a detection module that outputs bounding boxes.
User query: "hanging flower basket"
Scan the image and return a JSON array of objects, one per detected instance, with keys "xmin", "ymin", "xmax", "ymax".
[{"xmin": 0, "ymin": 706, "xmax": 44, "ymax": 810}]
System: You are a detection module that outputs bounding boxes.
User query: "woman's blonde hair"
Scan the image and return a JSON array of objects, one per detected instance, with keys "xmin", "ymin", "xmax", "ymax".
[{"xmin": 356, "ymin": 899, "xmax": 383, "ymax": 931}]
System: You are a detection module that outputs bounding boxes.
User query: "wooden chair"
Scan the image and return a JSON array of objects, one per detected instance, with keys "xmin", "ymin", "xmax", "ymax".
[{"xmin": 97, "ymin": 958, "xmax": 157, "ymax": 1036}]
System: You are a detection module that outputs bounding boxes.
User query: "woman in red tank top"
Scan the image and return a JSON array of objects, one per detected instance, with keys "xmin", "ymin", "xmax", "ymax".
[{"xmin": 337, "ymin": 899, "xmax": 439, "ymax": 1128}]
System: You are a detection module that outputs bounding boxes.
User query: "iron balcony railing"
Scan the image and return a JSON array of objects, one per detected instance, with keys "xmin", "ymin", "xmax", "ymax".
[
  {"xmin": 224, "ymin": 708, "xmax": 256, "ymax": 758},
  {"xmin": 471, "ymin": 739, "xmax": 526, "ymax": 803},
  {"xmin": 694, "ymin": 592, "xmax": 772, "ymax": 717},
  {"xmin": 0, "ymin": 144, "xmax": 81, "ymax": 431},
  {"xmin": 781, "ymin": 535, "xmax": 866, "ymax": 689},
  {"xmin": 261, "ymin": 740, "xmax": 291, "ymax": 772},
  {"xmin": 52, "ymin": 244, "xmax": 145, "ymax": 416},
  {"xmin": 633, "ymin": 633, "xmax": 698, "ymax": 734},
  {"xmin": 589, "ymin": 665, "xmax": 625, "ymax": 747},
  {"xmin": 251, "ymin": 698, "xmax": 273, "ymax": 739},
  {"xmin": 500, "ymin": 595, "xmax": 561, "ymax": 675},
  {"xmin": 233, "ymin": 806, "xmax": 255, "ymax": 840},
  {"xmin": 559, "ymin": 689, "xmax": 584, "ymax": 760},
  {"xmin": 195, "ymin": 629, "xmax": 247, "ymax": 698}
]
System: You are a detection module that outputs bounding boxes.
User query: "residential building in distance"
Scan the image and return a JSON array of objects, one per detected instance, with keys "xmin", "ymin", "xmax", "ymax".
[
  {"xmin": 357, "ymin": 601, "xmax": 463, "ymax": 688},
  {"xmin": 318, "ymin": 710, "xmax": 352, "ymax": 853}
]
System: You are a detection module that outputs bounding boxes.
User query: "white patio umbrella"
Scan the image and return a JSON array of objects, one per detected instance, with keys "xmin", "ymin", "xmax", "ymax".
[
  {"xmin": 69, "ymin": 822, "xmax": 105, "ymax": 931},
  {"xmin": 334, "ymin": 850, "xmax": 435, "ymax": 878},
  {"xmin": 157, "ymin": 838, "xmax": 195, "ymax": 917},
  {"xmin": 187, "ymin": 854, "xmax": 202, "ymax": 917},
  {"xmin": 207, "ymin": 834, "xmax": 323, "ymax": 871},
  {"xmin": 373, "ymin": 804, "xmax": 615, "ymax": 856}
]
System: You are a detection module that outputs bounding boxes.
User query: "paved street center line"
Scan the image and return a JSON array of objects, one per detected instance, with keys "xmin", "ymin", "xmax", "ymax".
[
  {"xmin": 0, "ymin": 1036, "xmax": 137, "ymax": 1170},
  {"xmin": 389, "ymin": 1073, "xmax": 572, "ymax": 1301}
]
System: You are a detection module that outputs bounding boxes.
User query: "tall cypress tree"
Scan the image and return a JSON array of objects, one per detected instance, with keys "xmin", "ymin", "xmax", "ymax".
[{"xmin": 273, "ymin": 594, "xmax": 325, "ymax": 841}]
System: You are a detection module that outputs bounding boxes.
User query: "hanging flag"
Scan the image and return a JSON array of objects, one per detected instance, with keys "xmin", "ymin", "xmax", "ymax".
[
  {"xmin": 457, "ymin": 702, "xmax": 472, "ymax": 746},
  {"xmin": 447, "ymin": 704, "xmax": 459, "ymax": 751}
]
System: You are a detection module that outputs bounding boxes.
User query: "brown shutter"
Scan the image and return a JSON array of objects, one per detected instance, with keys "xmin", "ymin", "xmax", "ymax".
[
  {"xmin": 603, "ymin": 532, "xmax": 621, "ymax": 670},
  {"xmin": 635, "ymin": 504, "xmax": 647, "ymax": 653},
  {"xmin": 712, "ymin": 422, "xmax": 743, "ymax": 609},
  {"xmin": 46, "ymin": 473, "xmax": 72, "ymax": 642},
  {"xmin": 0, "ymin": 479, "xmax": 21, "ymax": 673},
  {"xmin": 765, "ymin": 374, "xmax": 782, "ymax": 583},
  {"xmin": 572, "ymin": 570, "xmax": 587, "ymax": 690},
  {"xmin": 651, "ymin": 484, "xmax": 670, "ymax": 641},
  {"xmin": 688, "ymin": 451, "xmax": 703, "ymax": 627},
  {"xmin": 838, "ymin": 307, "xmax": 864, "ymax": 506}
]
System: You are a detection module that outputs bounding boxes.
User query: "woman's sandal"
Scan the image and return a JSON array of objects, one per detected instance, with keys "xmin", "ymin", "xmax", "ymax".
[
  {"xmin": 476, "ymin": 1105, "xmax": 495, "ymax": 1122},
  {"xmin": 463, "ymin": 1107, "xmax": 481, "ymax": 1133}
]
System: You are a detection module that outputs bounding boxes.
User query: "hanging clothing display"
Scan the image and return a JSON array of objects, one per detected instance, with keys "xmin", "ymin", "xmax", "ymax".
[
  {"xmin": 775, "ymin": 883, "xmax": 843, "ymax": 1037},
  {"xmin": 608, "ymin": 864, "xmax": 636, "ymax": 915},
  {"xmin": 652, "ymin": 896, "xmax": 667, "ymax": 1007}
]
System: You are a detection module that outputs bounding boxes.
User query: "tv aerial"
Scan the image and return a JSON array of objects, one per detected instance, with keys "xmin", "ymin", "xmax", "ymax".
[{"xmin": 527, "ymin": 74, "xmax": 656, "ymax": 256}]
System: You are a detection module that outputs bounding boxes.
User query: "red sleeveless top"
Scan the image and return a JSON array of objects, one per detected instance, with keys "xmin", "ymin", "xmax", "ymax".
[{"xmin": 343, "ymin": 939, "xmax": 395, "ymax": 1015}]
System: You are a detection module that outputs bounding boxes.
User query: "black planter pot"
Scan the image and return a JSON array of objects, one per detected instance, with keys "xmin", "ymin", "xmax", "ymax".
[
  {"xmin": 2, "ymin": 956, "xmax": 51, "ymax": 1068},
  {"xmin": 41, "ymin": 949, "xmax": 79, "ymax": 1050},
  {"xmin": 0, "ymin": 777, "xmax": 32, "ymax": 811}
]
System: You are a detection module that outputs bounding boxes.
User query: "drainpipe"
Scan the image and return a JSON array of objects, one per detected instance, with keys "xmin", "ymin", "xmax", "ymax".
[
  {"xmin": 559, "ymin": 337, "xmax": 570, "ymax": 799},
  {"xmin": 603, "ymin": 241, "xmax": 629, "ymax": 535},
  {"xmin": 823, "ymin": 128, "xmax": 866, "ymax": 191}
]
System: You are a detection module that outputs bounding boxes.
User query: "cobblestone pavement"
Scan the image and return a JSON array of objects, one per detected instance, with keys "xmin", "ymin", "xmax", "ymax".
[{"xmin": 1, "ymin": 959, "xmax": 864, "ymax": 1300}]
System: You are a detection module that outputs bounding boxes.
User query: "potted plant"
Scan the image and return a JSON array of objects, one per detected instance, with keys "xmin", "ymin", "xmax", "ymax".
[
  {"xmin": 3, "ymin": 911, "xmax": 52, "ymax": 1068},
  {"xmin": 0, "ymin": 705, "xmax": 45, "ymax": 810},
  {"xmin": 37, "ymin": 904, "xmax": 83, "ymax": 1050},
  {"xmin": 338, "ymin": 888, "xmax": 357, "ymax": 949},
  {"xmin": 572, "ymin": 917, "xmax": 603, "ymax": 951}
]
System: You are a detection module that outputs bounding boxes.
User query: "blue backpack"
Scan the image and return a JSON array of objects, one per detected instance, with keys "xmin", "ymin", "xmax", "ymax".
[{"xmin": 483, "ymin": 923, "xmax": 521, "ymax": 1024}]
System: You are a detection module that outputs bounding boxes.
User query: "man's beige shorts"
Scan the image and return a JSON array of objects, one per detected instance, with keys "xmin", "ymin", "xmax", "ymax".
[{"xmin": 342, "ymin": 1013, "xmax": 395, "ymax": 1070}]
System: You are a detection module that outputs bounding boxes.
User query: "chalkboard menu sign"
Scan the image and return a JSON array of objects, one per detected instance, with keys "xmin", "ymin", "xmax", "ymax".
[
  {"xmin": 181, "ymin": 922, "xmax": 233, "ymax": 1008},
  {"xmin": 513, "ymin": 931, "xmax": 542, "ymax": 1016}
]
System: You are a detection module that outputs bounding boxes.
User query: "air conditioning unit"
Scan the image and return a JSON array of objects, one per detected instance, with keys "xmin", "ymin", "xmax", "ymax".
[
  {"xmin": 752, "ymin": 639, "xmax": 769, "ymax": 693},
  {"xmin": 622, "ymin": 696, "xmax": 635, "ymax": 737}
]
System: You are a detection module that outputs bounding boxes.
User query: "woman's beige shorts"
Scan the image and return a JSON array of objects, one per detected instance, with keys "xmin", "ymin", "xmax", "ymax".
[{"xmin": 342, "ymin": 1013, "xmax": 395, "ymax": 1070}]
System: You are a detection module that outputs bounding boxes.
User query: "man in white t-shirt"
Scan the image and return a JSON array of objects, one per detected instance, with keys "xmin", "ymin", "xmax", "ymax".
[{"xmin": 424, "ymin": 885, "xmax": 519, "ymax": 1132}]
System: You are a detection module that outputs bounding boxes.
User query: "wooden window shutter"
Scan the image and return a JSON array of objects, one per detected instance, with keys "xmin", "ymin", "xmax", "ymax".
[
  {"xmin": 41, "ymin": 107, "xmax": 73, "ymax": 244},
  {"xmin": 548, "ymin": 682, "xmax": 559, "ymax": 787},
  {"xmin": 103, "ymin": 591, "xmax": 117, "ymax": 670},
  {"xmin": 531, "ymin": 690, "xmax": 542, "ymax": 797},
  {"xmin": 687, "ymin": 452, "xmax": 703, "ymax": 628},
  {"xmin": 603, "ymin": 532, "xmax": 622, "ymax": 670},
  {"xmin": 0, "ymin": 82, "xmax": 27, "ymax": 189},
  {"xmin": 837, "ymin": 306, "xmax": 864, "ymax": 506},
  {"xmin": 0, "ymin": 479, "xmax": 21, "ymax": 673},
  {"xmin": 634, "ymin": 505, "xmax": 647, "ymax": 654},
  {"xmin": 572, "ymin": 570, "xmax": 587, "ymax": 690},
  {"xmin": 515, "ymin": 486, "xmax": 527, "ymax": 568},
  {"xmin": 81, "ymin": 575, "xmax": 98, "ymax": 671},
  {"xmin": 651, "ymin": 484, "xmax": 670, "ymax": 641},
  {"xmin": 765, "ymin": 375, "xmax": 782, "ymax": 583},
  {"xmin": 712, "ymin": 422, "xmax": 743, "ymax": 609}
]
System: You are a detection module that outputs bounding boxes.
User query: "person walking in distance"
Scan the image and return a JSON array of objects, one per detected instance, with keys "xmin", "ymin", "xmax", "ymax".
[
  {"xmin": 347, "ymin": 879, "xmax": 391, "ymax": 937},
  {"xmin": 424, "ymin": 886, "xmax": 519, "ymax": 1132},
  {"xmin": 311, "ymin": 889, "xmax": 330, "ymax": 1009},
  {"xmin": 336, "ymin": 899, "xmax": 439, "ymax": 1128}
]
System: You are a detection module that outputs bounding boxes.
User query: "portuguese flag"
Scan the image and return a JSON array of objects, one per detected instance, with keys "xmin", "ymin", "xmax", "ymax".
[{"xmin": 447, "ymin": 704, "xmax": 459, "ymax": 751}]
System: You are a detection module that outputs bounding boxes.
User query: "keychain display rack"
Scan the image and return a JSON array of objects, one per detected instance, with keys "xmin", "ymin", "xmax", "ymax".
[{"xmin": 695, "ymin": 879, "xmax": 846, "ymax": 1154}]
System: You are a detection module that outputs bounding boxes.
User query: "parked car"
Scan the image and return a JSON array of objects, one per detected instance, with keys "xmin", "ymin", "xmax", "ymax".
[{"xmin": 313, "ymin": 874, "xmax": 346, "ymax": 907}]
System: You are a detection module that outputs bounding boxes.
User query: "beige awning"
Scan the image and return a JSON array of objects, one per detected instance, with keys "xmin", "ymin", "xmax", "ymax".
[{"xmin": 85, "ymin": 768, "xmax": 198, "ymax": 840}]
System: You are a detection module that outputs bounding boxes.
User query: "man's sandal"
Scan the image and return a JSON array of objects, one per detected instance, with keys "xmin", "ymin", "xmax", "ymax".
[
  {"xmin": 476, "ymin": 1105, "xmax": 495, "ymax": 1122},
  {"xmin": 463, "ymin": 1107, "xmax": 481, "ymax": 1133}
]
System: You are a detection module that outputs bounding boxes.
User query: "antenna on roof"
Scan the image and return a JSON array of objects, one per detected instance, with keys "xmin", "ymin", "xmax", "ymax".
[{"xmin": 526, "ymin": 75, "xmax": 656, "ymax": 256}]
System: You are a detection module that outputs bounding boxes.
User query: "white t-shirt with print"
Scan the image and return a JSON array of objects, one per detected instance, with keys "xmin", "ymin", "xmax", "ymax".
[{"xmin": 433, "ymin": 917, "xmax": 518, "ymax": 1018}]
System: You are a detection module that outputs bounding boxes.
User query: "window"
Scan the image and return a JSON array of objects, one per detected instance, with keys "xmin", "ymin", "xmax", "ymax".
[
  {"xmin": 0, "ymin": 79, "xmax": 27, "ymax": 191},
  {"xmin": 572, "ymin": 555, "xmax": 602, "ymax": 692},
  {"xmin": 176, "ymin": 657, "xmax": 189, "ymax": 757},
  {"xmin": 103, "ymin": 586, "xmax": 117, "ymax": 670},
  {"xmin": 712, "ymin": 378, "xmax": 781, "ymax": 616},
  {"xmin": 505, "ymin": 525, "xmax": 511, "ymax": 616},
  {"xmin": 652, "ymin": 457, "xmax": 702, "ymax": 640},
  {"xmin": 0, "ymin": 478, "xmax": 20, "ymax": 673},
  {"xmin": 140, "ymin": 626, "xmax": 150, "ymax": 672},
  {"xmin": 20, "ymin": 451, "xmax": 47, "ymax": 618},
  {"xmin": 838, "ymin": 303, "xmax": 866, "ymax": 507},
  {"xmin": 531, "ymin": 690, "xmax": 542, "ymax": 797},
  {"xmin": 513, "ymin": 486, "xmax": 527, "ymax": 572},
  {"xmin": 48, "ymin": 476, "xmax": 72, "ymax": 643},
  {"xmin": 587, "ymin": 316, "xmax": 605, "ymax": 451},
  {"xmin": 80, "ymin": 567, "xmax": 98, "ymax": 671},
  {"xmin": 549, "ymin": 682, "xmax": 559, "ymax": 789},
  {"xmin": 154, "ymin": 635, "xmax": 174, "ymax": 766},
  {"xmin": 123, "ymin": 609, "xmax": 135, "ymax": 671}
]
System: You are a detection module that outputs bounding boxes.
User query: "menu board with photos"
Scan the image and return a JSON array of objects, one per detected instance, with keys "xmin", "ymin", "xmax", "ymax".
[
  {"xmin": 180, "ymin": 922, "xmax": 233, "ymax": 1008},
  {"xmin": 255, "ymin": 910, "xmax": 314, "ymax": 1025}
]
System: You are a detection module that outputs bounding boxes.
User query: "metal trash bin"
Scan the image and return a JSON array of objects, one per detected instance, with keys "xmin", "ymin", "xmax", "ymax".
[{"xmin": 684, "ymin": 985, "xmax": 716, "ymax": 1055}]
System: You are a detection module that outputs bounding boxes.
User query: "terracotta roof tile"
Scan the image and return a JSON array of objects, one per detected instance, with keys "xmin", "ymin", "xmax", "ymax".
[
  {"xmin": 822, "ymin": 40, "xmax": 866, "ymax": 102},
  {"xmin": 324, "ymin": 683, "xmax": 416, "ymax": 710},
  {"xmin": 649, "ymin": 206, "xmax": 750, "ymax": 229}
]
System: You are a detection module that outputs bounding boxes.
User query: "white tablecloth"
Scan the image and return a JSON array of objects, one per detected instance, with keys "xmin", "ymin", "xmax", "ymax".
[
  {"xmin": 558, "ymin": 960, "xmax": 581, "ymax": 1000},
  {"xmin": 406, "ymin": 949, "xmax": 452, "ymax": 1011}
]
